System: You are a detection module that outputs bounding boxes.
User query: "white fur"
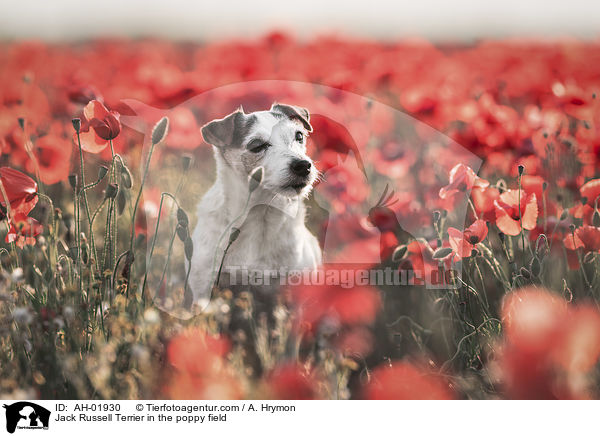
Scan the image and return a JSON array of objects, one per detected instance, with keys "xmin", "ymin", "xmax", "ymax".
[{"xmin": 189, "ymin": 107, "xmax": 322, "ymax": 308}]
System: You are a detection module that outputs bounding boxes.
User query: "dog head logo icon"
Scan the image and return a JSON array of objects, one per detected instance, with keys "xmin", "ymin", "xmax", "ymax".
[{"xmin": 3, "ymin": 402, "xmax": 50, "ymax": 433}]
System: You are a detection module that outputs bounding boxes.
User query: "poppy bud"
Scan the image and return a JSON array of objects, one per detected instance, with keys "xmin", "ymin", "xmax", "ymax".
[
  {"xmin": 184, "ymin": 237, "xmax": 193, "ymax": 261},
  {"xmin": 569, "ymin": 223, "xmax": 576, "ymax": 232},
  {"xmin": 177, "ymin": 208, "xmax": 189, "ymax": 227},
  {"xmin": 583, "ymin": 251, "xmax": 595, "ymax": 264},
  {"xmin": 581, "ymin": 197, "xmax": 588, "ymax": 205},
  {"xmin": 176, "ymin": 223, "xmax": 188, "ymax": 242},
  {"xmin": 535, "ymin": 234, "xmax": 548, "ymax": 258},
  {"xmin": 583, "ymin": 120, "xmax": 591, "ymax": 130},
  {"xmin": 433, "ymin": 210, "xmax": 441, "ymax": 223},
  {"xmin": 151, "ymin": 117, "xmax": 169, "ymax": 145},
  {"xmin": 117, "ymin": 190, "xmax": 126, "ymax": 215},
  {"xmin": 520, "ymin": 267, "xmax": 531, "ymax": 279},
  {"xmin": 542, "ymin": 181, "xmax": 548, "ymax": 192},
  {"xmin": 593, "ymin": 209, "xmax": 600, "ymax": 227},
  {"xmin": 392, "ymin": 245, "xmax": 408, "ymax": 262},
  {"xmin": 81, "ymin": 240, "xmax": 89, "ymax": 264},
  {"xmin": 517, "ymin": 165, "xmax": 524, "ymax": 176},
  {"xmin": 98, "ymin": 165, "xmax": 109, "ymax": 181},
  {"xmin": 229, "ymin": 227, "xmax": 241, "ymax": 245},
  {"xmin": 433, "ymin": 247, "xmax": 452, "ymax": 259},
  {"xmin": 120, "ymin": 164, "xmax": 133, "ymax": 189},
  {"xmin": 72, "ymin": 118, "xmax": 81, "ymax": 133},
  {"xmin": 121, "ymin": 251, "xmax": 135, "ymax": 280},
  {"xmin": 105, "ymin": 183, "xmax": 118, "ymax": 199},
  {"xmin": 530, "ymin": 256, "xmax": 541, "ymax": 277},
  {"xmin": 18, "ymin": 118, "xmax": 25, "ymax": 131},
  {"xmin": 560, "ymin": 210, "xmax": 569, "ymax": 221},
  {"xmin": 68, "ymin": 174, "xmax": 78, "ymax": 191},
  {"xmin": 249, "ymin": 167, "xmax": 264, "ymax": 193}
]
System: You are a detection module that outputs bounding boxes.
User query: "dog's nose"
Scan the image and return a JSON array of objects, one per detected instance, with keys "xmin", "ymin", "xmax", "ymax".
[{"xmin": 290, "ymin": 159, "xmax": 312, "ymax": 177}]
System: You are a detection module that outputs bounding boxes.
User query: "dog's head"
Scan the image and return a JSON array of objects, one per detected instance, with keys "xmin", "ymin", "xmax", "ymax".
[{"xmin": 201, "ymin": 103, "xmax": 316, "ymax": 197}]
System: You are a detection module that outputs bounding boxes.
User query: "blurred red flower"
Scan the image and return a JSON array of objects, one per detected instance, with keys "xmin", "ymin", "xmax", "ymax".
[
  {"xmin": 498, "ymin": 287, "xmax": 600, "ymax": 399},
  {"xmin": 291, "ymin": 266, "xmax": 381, "ymax": 333},
  {"xmin": 27, "ymin": 129, "xmax": 73, "ymax": 185},
  {"xmin": 362, "ymin": 362, "xmax": 453, "ymax": 400},
  {"xmin": 261, "ymin": 364, "xmax": 322, "ymax": 400},
  {"xmin": 164, "ymin": 328, "xmax": 241, "ymax": 400},
  {"xmin": 166, "ymin": 106, "xmax": 203, "ymax": 150},
  {"xmin": 580, "ymin": 178, "xmax": 600, "ymax": 206}
]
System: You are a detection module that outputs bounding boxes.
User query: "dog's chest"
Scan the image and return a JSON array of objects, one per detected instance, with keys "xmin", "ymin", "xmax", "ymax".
[{"xmin": 225, "ymin": 206, "xmax": 302, "ymax": 270}]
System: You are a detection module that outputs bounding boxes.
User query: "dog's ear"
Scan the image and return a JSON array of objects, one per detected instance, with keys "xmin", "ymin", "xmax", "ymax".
[
  {"xmin": 271, "ymin": 103, "xmax": 312, "ymax": 132},
  {"xmin": 201, "ymin": 109, "xmax": 244, "ymax": 148}
]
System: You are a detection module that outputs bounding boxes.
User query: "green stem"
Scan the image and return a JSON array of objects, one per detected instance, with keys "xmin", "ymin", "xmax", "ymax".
[
  {"xmin": 211, "ymin": 191, "xmax": 252, "ymax": 287},
  {"xmin": 76, "ymin": 131, "xmax": 99, "ymax": 274},
  {"xmin": 141, "ymin": 192, "xmax": 181, "ymax": 301}
]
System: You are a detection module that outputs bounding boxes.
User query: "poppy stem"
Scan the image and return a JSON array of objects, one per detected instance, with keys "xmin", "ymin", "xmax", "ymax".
[
  {"xmin": 127, "ymin": 139, "xmax": 158, "ymax": 293},
  {"xmin": 75, "ymin": 131, "xmax": 99, "ymax": 275},
  {"xmin": 518, "ymin": 173, "xmax": 526, "ymax": 255},
  {"xmin": 141, "ymin": 191, "xmax": 182, "ymax": 303},
  {"xmin": 211, "ymin": 190, "xmax": 252, "ymax": 289},
  {"xmin": 109, "ymin": 141, "xmax": 118, "ymax": 276}
]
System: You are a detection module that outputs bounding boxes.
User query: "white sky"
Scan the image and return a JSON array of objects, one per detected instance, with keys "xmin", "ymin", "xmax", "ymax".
[{"xmin": 1, "ymin": 0, "xmax": 600, "ymax": 41}]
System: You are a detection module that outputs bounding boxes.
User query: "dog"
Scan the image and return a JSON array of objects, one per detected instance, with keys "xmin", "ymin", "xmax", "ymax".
[{"xmin": 188, "ymin": 103, "xmax": 322, "ymax": 309}]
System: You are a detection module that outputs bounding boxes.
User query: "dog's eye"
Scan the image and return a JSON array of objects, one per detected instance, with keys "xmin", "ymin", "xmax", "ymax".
[
  {"xmin": 250, "ymin": 142, "xmax": 270, "ymax": 153},
  {"xmin": 295, "ymin": 131, "xmax": 304, "ymax": 142}
]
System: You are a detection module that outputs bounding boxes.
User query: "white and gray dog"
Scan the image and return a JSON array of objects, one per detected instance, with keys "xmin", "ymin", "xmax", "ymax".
[{"xmin": 188, "ymin": 103, "xmax": 322, "ymax": 307}]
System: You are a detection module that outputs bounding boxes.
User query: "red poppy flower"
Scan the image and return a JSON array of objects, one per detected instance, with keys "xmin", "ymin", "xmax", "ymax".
[
  {"xmin": 75, "ymin": 100, "xmax": 121, "ymax": 153},
  {"xmin": 165, "ymin": 106, "xmax": 203, "ymax": 150},
  {"xmin": 67, "ymin": 84, "xmax": 102, "ymax": 106},
  {"xmin": 362, "ymin": 362, "xmax": 453, "ymax": 400},
  {"xmin": 401, "ymin": 239, "xmax": 451, "ymax": 286},
  {"xmin": 498, "ymin": 287, "xmax": 600, "ymax": 399},
  {"xmin": 494, "ymin": 190, "xmax": 538, "ymax": 236},
  {"xmin": 471, "ymin": 186, "xmax": 500, "ymax": 221},
  {"xmin": 6, "ymin": 213, "xmax": 42, "ymax": 248},
  {"xmin": 290, "ymin": 266, "xmax": 381, "ymax": 332},
  {"xmin": 26, "ymin": 132, "xmax": 72, "ymax": 185},
  {"xmin": 447, "ymin": 219, "xmax": 488, "ymax": 258},
  {"xmin": 0, "ymin": 167, "xmax": 38, "ymax": 216},
  {"xmin": 580, "ymin": 178, "xmax": 600, "ymax": 206},
  {"xmin": 85, "ymin": 100, "xmax": 121, "ymax": 141},
  {"xmin": 261, "ymin": 364, "xmax": 321, "ymax": 400},
  {"xmin": 369, "ymin": 141, "xmax": 417, "ymax": 180},
  {"xmin": 315, "ymin": 150, "xmax": 369, "ymax": 214},
  {"xmin": 563, "ymin": 225, "xmax": 600, "ymax": 252},
  {"xmin": 164, "ymin": 328, "xmax": 241, "ymax": 400},
  {"xmin": 439, "ymin": 164, "xmax": 489, "ymax": 200},
  {"xmin": 501, "ymin": 288, "xmax": 568, "ymax": 354}
]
